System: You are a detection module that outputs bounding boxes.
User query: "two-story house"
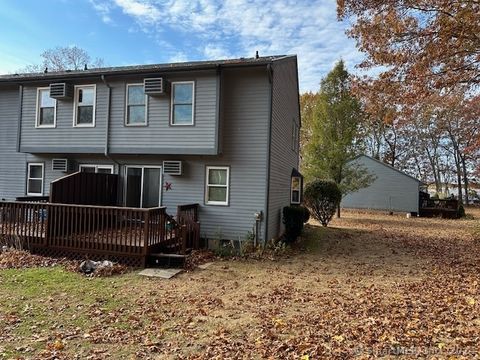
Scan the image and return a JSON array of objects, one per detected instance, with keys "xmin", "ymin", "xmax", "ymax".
[{"xmin": 0, "ymin": 55, "xmax": 301, "ymax": 249}]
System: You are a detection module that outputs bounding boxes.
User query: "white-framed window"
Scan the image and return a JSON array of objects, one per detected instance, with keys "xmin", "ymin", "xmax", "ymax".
[
  {"xmin": 125, "ymin": 84, "xmax": 147, "ymax": 126},
  {"xmin": 73, "ymin": 85, "xmax": 96, "ymax": 127},
  {"xmin": 79, "ymin": 164, "xmax": 114, "ymax": 174},
  {"xmin": 205, "ymin": 166, "xmax": 229, "ymax": 205},
  {"xmin": 291, "ymin": 176, "xmax": 301, "ymax": 204},
  {"xmin": 292, "ymin": 121, "xmax": 299, "ymax": 152},
  {"xmin": 171, "ymin": 81, "xmax": 195, "ymax": 125},
  {"xmin": 35, "ymin": 88, "xmax": 56, "ymax": 128},
  {"xmin": 27, "ymin": 163, "xmax": 44, "ymax": 196}
]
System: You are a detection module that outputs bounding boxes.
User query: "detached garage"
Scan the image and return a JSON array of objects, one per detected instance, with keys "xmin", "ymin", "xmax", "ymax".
[{"xmin": 341, "ymin": 155, "xmax": 425, "ymax": 214}]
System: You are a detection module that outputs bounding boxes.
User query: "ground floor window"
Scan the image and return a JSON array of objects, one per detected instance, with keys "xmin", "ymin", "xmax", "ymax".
[
  {"xmin": 205, "ymin": 166, "xmax": 229, "ymax": 205},
  {"xmin": 79, "ymin": 164, "xmax": 114, "ymax": 174},
  {"xmin": 291, "ymin": 175, "xmax": 302, "ymax": 204},
  {"xmin": 125, "ymin": 166, "xmax": 162, "ymax": 208},
  {"xmin": 27, "ymin": 163, "xmax": 44, "ymax": 196}
]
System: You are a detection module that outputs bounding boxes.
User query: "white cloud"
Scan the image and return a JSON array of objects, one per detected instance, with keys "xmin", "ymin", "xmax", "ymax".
[
  {"xmin": 113, "ymin": 0, "xmax": 161, "ymax": 24},
  {"xmin": 203, "ymin": 44, "xmax": 235, "ymax": 60},
  {"xmin": 89, "ymin": 0, "xmax": 364, "ymax": 92},
  {"xmin": 89, "ymin": 0, "xmax": 115, "ymax": 24}
]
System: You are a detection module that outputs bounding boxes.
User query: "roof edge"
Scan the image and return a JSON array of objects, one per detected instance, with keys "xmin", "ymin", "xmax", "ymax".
[{"xmin": 352, "ymin": 154, "xmax": 426, "ymax": 185}]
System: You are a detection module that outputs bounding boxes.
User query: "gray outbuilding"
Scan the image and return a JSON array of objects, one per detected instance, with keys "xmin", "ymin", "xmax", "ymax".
[{"xmin": 341, "ymin": 155, "xmax": 425, "ymax": 214}]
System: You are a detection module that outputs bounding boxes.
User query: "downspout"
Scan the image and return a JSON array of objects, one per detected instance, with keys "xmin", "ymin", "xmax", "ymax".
[
  {"xmin": 263, "ymin": 63, "xmax": 274, "ymax": 244},
  {"xmin": 101, "ymin": 75, "xmax": 122, "ymax": 205},
  {"xmin": 101, "ymin": 76, "xmax": 120, "ymax": 164},
  {"xmin": 101, "ymin": 75, "xmax": 112, "ymax": 157},
  {"xmin": 16, "ymin": 85, "xmax": 23, "ymax": 152}
]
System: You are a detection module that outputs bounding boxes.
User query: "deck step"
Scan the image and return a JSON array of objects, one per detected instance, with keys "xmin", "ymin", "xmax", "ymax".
[{"xmin": 149, "ymin": 253, "xmax": 187, "ymax": 259}]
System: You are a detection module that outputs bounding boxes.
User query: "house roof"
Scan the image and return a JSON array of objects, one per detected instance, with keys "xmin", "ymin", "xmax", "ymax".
[
  {"xmin": 0, "ymin": 55, "xmax": 295, "ymax": 85},
  {"xmin": 353, "ymin": 154, "xmax": 427, "ymax": 185}
]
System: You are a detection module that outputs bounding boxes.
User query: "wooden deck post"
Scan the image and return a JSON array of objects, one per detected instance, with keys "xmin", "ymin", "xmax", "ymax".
[
  {"xmin": 181, "ymin": 225, "xmax": 187, "ymax": 255},
  {"xmin": 142, "ymin": 210, "xmax": 150, "ymax": 266}
]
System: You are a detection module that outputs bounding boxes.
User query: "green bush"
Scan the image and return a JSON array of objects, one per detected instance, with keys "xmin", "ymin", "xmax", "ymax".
[
  {"xmin": 303, "ymin": 180, "xmax": 342, "ymax": 227},
  {"xmin": 282, "ymin": 205, "xmax": 309, "ymax": 243}
]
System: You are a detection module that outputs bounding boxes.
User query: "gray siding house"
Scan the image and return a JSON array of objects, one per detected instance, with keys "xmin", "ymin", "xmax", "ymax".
[
  {"xmin": 0, "ymin": 55, "xmax": 301, "ymax": 243},
  {"xmin": 341, "ymin": 155, "xmax": 424, "ymax": 214}
]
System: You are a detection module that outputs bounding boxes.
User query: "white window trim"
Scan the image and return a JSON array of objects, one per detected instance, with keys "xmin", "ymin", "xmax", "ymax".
[
  {"xmin": 205, "ymin": 166, "xmax": 230, "ymax": 206},
  {"xmin": 124, "ymin": 165, "xmax": 163, "ymax": 208},
  {"xmin": 291, "ymin": 176, "xmax": 301, "ymax": 204},
  {"xmin": 125, "ymin": 83, "xmax": 148, "ymax": 126},
  {"xmin": 27, "ymin": 163, "xmax": 44, "ymax": 196},
  {"xmin": 79, "ymin": 164, "xmax": 114, "ymax": 174},
  {"xmin": 35, "ymin": 87, "xmax": 57, "ymax": 128},
  {"xmin": 73, "ymin": 84, "xmax": 96, "ymax": 128},
  {"xmin": 170, "ymin": 81, "xmax": 195, "ymax": 126}
]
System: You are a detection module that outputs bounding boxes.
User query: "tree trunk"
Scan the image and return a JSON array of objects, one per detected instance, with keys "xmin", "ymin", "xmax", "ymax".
[
  {"xmin": 337, "ymin": 204, "xmax": 341, "ymax": 218},
  {"xmin": 461, "ymin": 155, "xmax": 469, "ymax": 205},
  {"xmin": 454, "ymin": 152, "xmax": 463, "ymax": 203}
]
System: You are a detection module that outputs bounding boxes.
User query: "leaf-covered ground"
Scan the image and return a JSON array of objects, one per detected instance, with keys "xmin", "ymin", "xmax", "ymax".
[{"xmin": 1, "ymin": 209, "xmax": 479, "ymax": 359}]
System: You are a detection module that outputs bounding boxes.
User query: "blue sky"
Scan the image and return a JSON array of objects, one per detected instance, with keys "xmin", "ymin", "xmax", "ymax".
[{"xmin": 0, "ymin": 0, "xmax": 364, "ymax": 92}]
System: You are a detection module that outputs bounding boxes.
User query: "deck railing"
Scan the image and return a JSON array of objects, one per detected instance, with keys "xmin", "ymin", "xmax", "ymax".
[
  {"xmin": 0, "ymin": 201, "xmax": 183, "ymax": 265},
  {"xmin": 177, "ymin": 203, "xmax": 200, "ymax": 251}
]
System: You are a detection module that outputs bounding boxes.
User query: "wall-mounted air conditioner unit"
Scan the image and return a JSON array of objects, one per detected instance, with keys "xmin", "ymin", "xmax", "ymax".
[
  {"xmin": 163, "ymin": 161, "xmax": 182, "ymax": 175},
  {"xmin": 49, "ymin": 83, "xmax": 74, "ymax": 100},
  {"xmin": 144, "ymin": 77, "xmax": 169, "ymax": 96},
  {"xmin": 52, "ymin": 158, "xmax": 72, "ymax": 172}
]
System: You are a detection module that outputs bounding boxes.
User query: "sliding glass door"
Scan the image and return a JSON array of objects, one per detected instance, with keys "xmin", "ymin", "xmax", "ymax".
[{"xmin": 125, "ymin": 166, "xmax": 162, "ymax": 208}]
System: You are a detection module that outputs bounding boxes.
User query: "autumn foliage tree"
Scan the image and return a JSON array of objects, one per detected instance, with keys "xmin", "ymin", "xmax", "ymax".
[{"xmin": 338, "ymin": 0, "xmax": 480, "ymax": 95}]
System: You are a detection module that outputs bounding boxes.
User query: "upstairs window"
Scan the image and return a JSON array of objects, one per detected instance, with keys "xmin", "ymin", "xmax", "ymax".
[
  {"xmin": 27, "ymin": 163, "xmax": 44, "ymax": 196},
  {"xmin": 36, "ymin": 88, "xmax": 56, "ymax": 128},
  {"xmin": 205, "ymin": 166, "xmax": 229, "ymax": 205},
  {"xmin": 171, "ymin": 81, "xmax": 194, "ymax": 125},
  {"xmin": 292, "ymin": 121, "xmax": 299, "ymax": 152},
  {"xmin": 74, "ymin": 85, "xmax": 95, "ymax": 127},
  {"xmin": 126, "ymin": 84, "xmax": 147, "ymax": 126}
]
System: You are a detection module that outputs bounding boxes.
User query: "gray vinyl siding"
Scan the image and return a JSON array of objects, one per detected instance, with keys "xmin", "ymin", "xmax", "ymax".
[
  {"xmin": 341, "ymin": 155, "xmax": 421, "ymax": 213},
  {"xmin": 0, "ymin": 87, "xmax": 27, "ymax": 200},
  {"xmin": 22, "ymin": 67, "xmax": 270, "ymax": 241},
  {"xmin": 1, "ymin": 60, "xmax": 298, "ymax": 242},
  {"xmin": 19, "ymin": 82, "xmax": 108, "ymax": 153},
  {"xmin": 109, "ymin": 72, "xmax": 218, "ymax": 154},
  {"xmin": 267, "ymin": 57, "xmax": 300, "ymax": 240},
  {"xmin": 18, "ymin": 72, "xmax": 218, "ymax": 155}
]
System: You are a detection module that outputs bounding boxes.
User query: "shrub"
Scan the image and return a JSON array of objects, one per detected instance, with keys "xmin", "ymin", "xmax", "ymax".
[
  {"xmin": 303, "ymin": 180, "xmax": 342, "ymax": 227},
  {"xmin": 282, "ymin": 205, "xmax": 309, "ymax": 243}
]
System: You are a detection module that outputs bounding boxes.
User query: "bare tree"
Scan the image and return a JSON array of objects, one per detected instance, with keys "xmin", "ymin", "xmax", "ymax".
[{"xmin": 20, "ymin": 46, "xmax": 105, "ymax": 73}]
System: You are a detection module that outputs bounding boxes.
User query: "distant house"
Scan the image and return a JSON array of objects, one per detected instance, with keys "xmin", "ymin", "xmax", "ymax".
[
  {"xmin": 341, "ymin": 155, "xmax": 425, "ymax": 214},
  {"xmin": 0, "ymin": 55, "xmax": 301, "ymax": 265}
]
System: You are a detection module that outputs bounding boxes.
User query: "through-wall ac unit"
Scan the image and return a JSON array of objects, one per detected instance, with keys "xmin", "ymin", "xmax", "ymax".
[
  {"xmin": 52, "ymin": 158, "xmax": 71, "ymax": 172},
  {"xmin": 144, "ymin": 77, "xmax": 169, "ymax": 96},
  {"xmin": 163, "ymin": 161, "xmax": 182, "ymax": 175},
  {"xmin": 49, "ymin": 83, "xmax": 73, "ymax": 100}
]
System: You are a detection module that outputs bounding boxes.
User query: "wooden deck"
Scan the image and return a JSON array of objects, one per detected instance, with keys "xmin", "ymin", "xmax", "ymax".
[{"xmin": 0, "ymin": 201, "xmax": 200, "ymax": 267}]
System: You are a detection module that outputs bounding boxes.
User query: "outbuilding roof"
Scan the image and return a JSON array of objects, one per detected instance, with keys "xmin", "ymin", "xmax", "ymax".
[{"xmin": 353, "ymin": 154, "xmax": 426, "ymax": 185}]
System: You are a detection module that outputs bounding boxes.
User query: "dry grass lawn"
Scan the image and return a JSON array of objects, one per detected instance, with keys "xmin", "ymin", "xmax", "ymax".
[{"xmin": 1, "ymin": 209, "xmax": 479, "ymax": 359}]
